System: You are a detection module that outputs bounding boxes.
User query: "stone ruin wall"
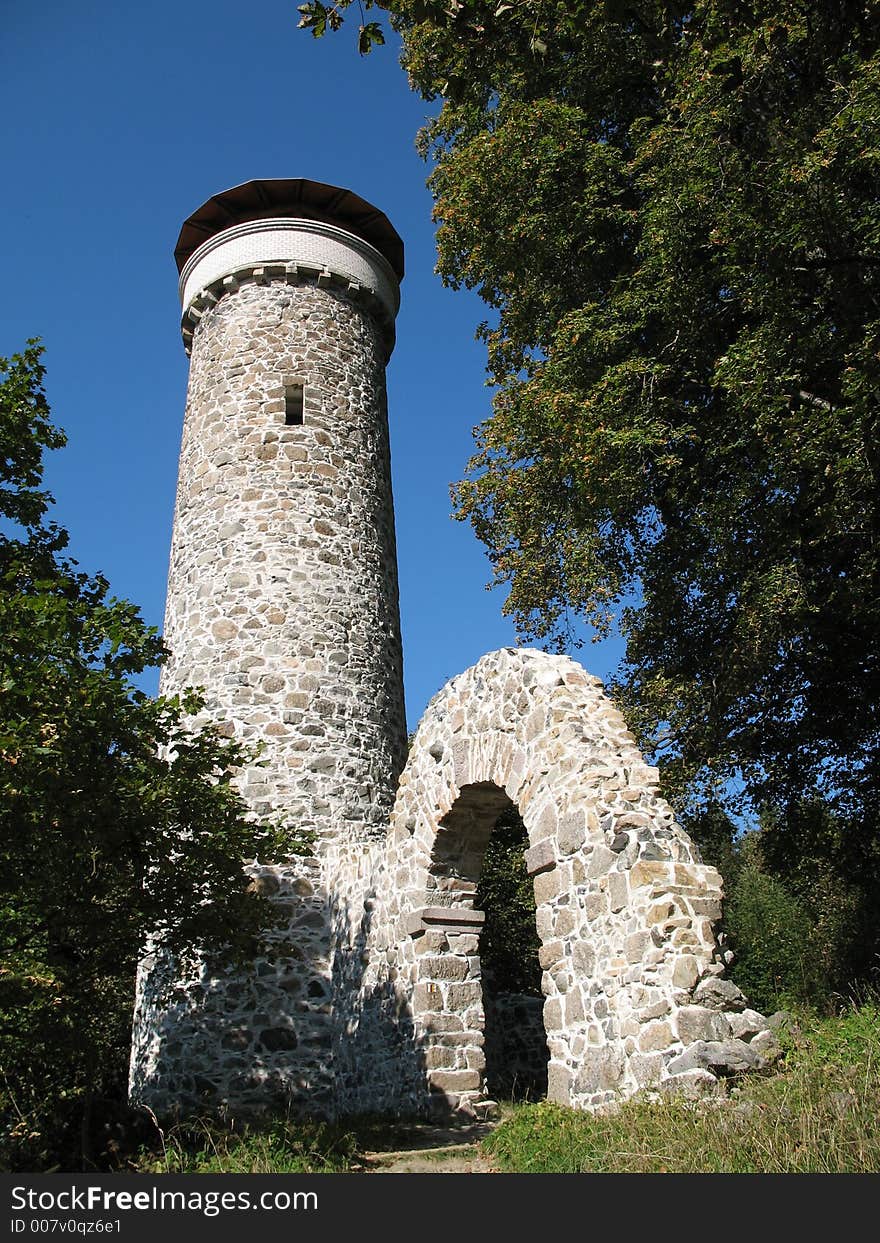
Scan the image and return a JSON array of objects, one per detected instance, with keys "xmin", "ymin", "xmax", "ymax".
[
  {"xmin": 336, "ymin": 647, "xmax": 778, "ymax": 1117},
  {"xmin": 134, "ymin": 484, "xmax": 778, "ymax": 1118},
  {"xmin": 134, "ymin": 611, "xmax": 778, "ymax": 1119}
]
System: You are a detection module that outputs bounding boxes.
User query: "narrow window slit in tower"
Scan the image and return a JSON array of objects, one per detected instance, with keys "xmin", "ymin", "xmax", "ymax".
[{"xmin": 284, "ymin": 382, "xmax": 304, "ymax": 426}]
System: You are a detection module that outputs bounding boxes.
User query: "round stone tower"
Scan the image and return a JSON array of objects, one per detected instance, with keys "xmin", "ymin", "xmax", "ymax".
[
  {"xmin": 130, "ymin": 179, "xmax": 408, "ymax": 1115},
  {"xmin": 165, "ymin": 178, "xmax": 407, "ymax": 840}
]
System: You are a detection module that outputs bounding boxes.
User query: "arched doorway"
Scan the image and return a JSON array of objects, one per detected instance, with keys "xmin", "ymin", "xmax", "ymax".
[
  {"xmin": 409, "ymin": 782, "xmax": 549, "ymax": 1110},
  {"xmin": 477, "ymin": 804, "xmax": 548, "ymax": 1102}
]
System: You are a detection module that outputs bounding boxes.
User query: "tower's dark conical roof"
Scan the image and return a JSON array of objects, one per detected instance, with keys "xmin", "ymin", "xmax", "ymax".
[{"xmin": 175, "ymin": 178, "xmax": 404, "ymax": 281}]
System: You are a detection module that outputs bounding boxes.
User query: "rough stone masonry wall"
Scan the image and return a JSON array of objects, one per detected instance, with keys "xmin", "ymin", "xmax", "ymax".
[
  {"xmin": 130, "ymin": 272, "xmax": 407, "ymax": 1116},
  {"xmin": 345, "ymin": 648, "xmax": 777, "ymax": 1117},
  {"xmin": 161, "ymin": 276, "xmax": 406, "ymax": 830}
]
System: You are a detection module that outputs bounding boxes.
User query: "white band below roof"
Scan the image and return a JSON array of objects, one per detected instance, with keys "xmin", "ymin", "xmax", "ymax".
[{"xmin": 179, "ymin": 217, "xmax": 401, "ymax": 322}]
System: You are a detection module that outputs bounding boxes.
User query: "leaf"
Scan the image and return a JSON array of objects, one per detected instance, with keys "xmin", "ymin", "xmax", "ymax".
[
  {"xmin": 297, "ymin": 2, "xmax": 328, "ymax": 38},
  {"xmin": 358, "ymin": 21, "xmax": 386, "ymax": 55}
]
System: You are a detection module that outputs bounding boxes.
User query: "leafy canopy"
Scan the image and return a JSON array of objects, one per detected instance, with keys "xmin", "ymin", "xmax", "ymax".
[
  {"xmin": 299, "ymin": 2, "xmax": 880, "ymax": 996},
  {"xmin": 0, "ymin": 344, "xmax": 291, "ymax": 1166},
  {"xmin": 299, "ymin": 1, "xmax": 880, "ymax": 835}
]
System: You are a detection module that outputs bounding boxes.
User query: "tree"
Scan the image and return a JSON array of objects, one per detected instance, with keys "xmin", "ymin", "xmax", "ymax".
[
  {"xmin": 476, "ymin": 806, "xmax": 541, "ymax": 995},
  {"xmin": 299, "ymin": 2, "xmax": 880, "ymax": 981},
  {"xmin": 0, "ymin": 344, "xmax": 290, "ymax": 1168}
]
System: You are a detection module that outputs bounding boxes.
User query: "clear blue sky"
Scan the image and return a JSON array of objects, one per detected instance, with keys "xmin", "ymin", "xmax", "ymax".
[{"xmin": 2, "ymin": 0, "xmax": 625, "ymax": 730}]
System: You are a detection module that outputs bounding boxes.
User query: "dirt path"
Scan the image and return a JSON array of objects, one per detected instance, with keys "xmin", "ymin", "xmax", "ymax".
[{"xmin": 357, "ymin": 1120, "xmax": 499, "ymax": 1174}]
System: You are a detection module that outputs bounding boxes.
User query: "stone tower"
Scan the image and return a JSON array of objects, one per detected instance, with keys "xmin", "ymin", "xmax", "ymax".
[{"xmin": 130, "ymin": 179, "xmax": 408, "ymax": 1114}]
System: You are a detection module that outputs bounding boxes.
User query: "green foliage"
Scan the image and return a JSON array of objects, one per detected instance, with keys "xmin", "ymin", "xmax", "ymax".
[
  {"xmin": 482, "ymin": 1002, "xmax": 880, "ymax": 1173},
  {"xmin": 299, "ymin": 0, "xmax": 880, "ymax": 994},
  {"xmin": 0, "ymin": 344, "xmax": 292, "ymax": 1170},
  {"xmin": 476, "ymin": 806, "xmax": 541, "ymax": 994},
  {"xmin": 684, "ymin": 799, "xmax": 878, "ymax": 1012},
  {"xmin": 0, "ymin": 344, "xmax": 65, "ymax": 527},
  {"xmin": 297, "ymin": 1, "xmax": 385, "ymax": 54},
  {"xmin": 756, "ymin": 798, "xmax": 880, "ymax": 994},
  {"xmin": 426, "ymin": 2, "xmax": 880, "ymax": 827},
  {"xmin": 681, "ymin": 798, "xmax": 740, "ymax": 880},
  {"xmin": 685, "ymin": 805, "xmax": 867, "ymax": 1012},
  {"xmin": 723, "ymin": 838, "xmax": 825, "ymax": 1013}
]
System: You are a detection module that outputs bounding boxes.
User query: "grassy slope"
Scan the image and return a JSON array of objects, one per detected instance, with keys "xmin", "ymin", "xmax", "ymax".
[
  {"xmin": 481, "ymin": 1004, "xmax": 880, "ymax": 1173},
  {"xmin": 137, "ymin": 1118, "xmax": 358, "ymax": 1174}
]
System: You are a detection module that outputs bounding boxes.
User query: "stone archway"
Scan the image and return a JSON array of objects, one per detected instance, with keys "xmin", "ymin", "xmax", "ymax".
[
  {"xmin": 371, "ymin": 648, "xmax": 773, "ymax": 1116},
  {"xmin": 410, "ymin": 781, "xmax": 548, "ymax": 1107}
]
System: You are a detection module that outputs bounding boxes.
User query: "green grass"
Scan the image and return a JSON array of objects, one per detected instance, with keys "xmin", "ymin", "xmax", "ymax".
[
  {"xmin": 481, "ymin": 1003, "xmax": 880, "ymax": 1173},
  {"xmin": 137, "ymin": 1117, "xmax": 358, "ymax": 1174},
  {"xmin": 134, "ymin": 1110, "xmax": 437, "ymax": 1173}
]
